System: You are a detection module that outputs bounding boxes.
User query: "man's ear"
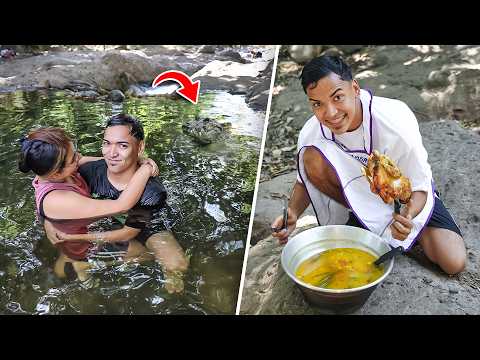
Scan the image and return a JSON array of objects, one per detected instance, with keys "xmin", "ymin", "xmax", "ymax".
[{"xmin": 352, "ymin": 79, "xmax": 361, "ymax": 96}]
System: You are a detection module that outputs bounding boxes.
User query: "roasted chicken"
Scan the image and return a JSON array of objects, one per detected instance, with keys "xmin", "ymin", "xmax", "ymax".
[{"xmin": 361, "ymin": 150, "xmax": 412, "ymax": 204}]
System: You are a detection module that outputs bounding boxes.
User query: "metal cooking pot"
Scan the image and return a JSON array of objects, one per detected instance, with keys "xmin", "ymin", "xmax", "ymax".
[{"xmin": 281, "ymin": 225, "xmax": 394, "ymax": 314}]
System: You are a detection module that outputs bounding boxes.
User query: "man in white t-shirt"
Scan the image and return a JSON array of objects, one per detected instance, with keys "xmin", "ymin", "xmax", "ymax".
[{"xmin": 272, "ymin": 55, "xmax": 466, "ymax": 275}]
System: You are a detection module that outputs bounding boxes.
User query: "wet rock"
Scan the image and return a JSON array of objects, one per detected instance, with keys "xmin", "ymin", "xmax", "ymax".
[
  {"xmin": 245, "ymin": 61, "xmax": 273, "ymax": 111},
  {"xmin": 65, "ymin": 80, "xmax": 97, "ymax": 92},
  {"xmin": 109, "ymin": 89, "xmax": 125, "ymax": 102},
  {"xmin": 40, "ymin": 79, "xmax": 50, "ymax": 89},
  {"xmin": 182, "ymin": 117, "xmax": 229, "ymax": 145},
  {"xmin": 125, "ymin": 84, "xmax": 146, "ymax": 97},
  {"xmin": 73, "ymin": 90, "xmax": 99, "ymax": 100},
  {"xmin": 197, "ymin": 45, "xmax": 217, "ymax": 54},
  {"xmin": 287, "ymin": 45, "xmax": 323, "ymax": 64}
]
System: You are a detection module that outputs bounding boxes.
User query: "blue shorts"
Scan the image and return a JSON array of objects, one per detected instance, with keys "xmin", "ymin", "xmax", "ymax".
[{"xmin": 346, "ymin": 192, "xmax": 462, "ymax": 237}]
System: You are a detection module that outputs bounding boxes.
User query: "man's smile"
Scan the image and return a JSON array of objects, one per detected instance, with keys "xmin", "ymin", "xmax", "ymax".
[
  {"xmin": 328, "ymin": 113, "xmax": 347, "ymax": 126},
  {"xmin": 106, "ymin": 159, "xmax": 123, "ymax": 166}
]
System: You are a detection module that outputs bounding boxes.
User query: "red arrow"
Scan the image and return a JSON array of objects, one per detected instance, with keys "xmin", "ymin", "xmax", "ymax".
[{"xmin": 151, "ymin": 70, "xmax": 200, "ymax": 104}]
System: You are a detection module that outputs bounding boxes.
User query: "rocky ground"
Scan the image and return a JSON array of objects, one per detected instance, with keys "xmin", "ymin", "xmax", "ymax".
[
  {"xmin": 241, "ymin": 45, "xmax": 480, "ymax": 315},
  {"xmin": 0, "ymin": 45, "xmax": 275, "ymax": 112}
]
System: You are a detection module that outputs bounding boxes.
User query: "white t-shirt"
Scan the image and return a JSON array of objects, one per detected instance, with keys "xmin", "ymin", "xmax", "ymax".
[
  {"xmin": 295, "ymin": 89, "xmax": 435, "ymax": 250},
  {"xmin": 297, "ymin": 89, "xmax": 433, "ymax": 193}
]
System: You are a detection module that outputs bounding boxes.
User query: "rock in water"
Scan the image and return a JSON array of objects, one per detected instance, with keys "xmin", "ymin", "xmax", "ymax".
[
  {"xmin": 73, "ymin": 90, "xmax": 99, "ymax": 100},
  {"xmin": 182, "ymin": 117, "xmax": 228, "ymax": 145},
  {"xmin": 109, "ymin": 89, "xmax": 125, "ymax": 102}
]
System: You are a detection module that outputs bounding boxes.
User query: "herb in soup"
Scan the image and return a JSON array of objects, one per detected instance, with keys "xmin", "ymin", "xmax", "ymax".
[{"xmin": 295, "ymin": 248, "xmax": 384, "ymax": 289}]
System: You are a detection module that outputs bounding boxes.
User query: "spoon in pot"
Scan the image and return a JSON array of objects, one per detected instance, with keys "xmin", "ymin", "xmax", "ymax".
[
  {"xmin": 374, "ymin": 199, "xmax": 405, "ymax": 266},
  {"xmin": 374, "ymin": 245, "xmax": 403, "ymax": 266}
]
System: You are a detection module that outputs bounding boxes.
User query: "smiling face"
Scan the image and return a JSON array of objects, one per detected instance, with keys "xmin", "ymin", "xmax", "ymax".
[
  {"xmin": 102, "ymin": 125, "xmax": 144, "ymax": 175},
  {"xmin": 306, "ymin": 72, "xmax": 363, "ymax": 135}
]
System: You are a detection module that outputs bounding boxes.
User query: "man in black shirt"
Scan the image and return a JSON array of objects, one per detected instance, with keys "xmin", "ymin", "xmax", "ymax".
[{"xmin": 46, "ymin": 114, "xmax": 188, "ymax": 293}]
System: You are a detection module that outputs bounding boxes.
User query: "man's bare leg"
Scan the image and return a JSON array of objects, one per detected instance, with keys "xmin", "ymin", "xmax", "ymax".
[
  {"xmin": 303, "ymin": 147, "xmax": 348, "ymax": 207},
  {"xmin": 123, "ymin": 239, "xmax": 155, "ymax": 263},
  {"xmin": 304, "ymin": 147, "xmax": 467, "ymax": 274},
  {"xmin": 145, "ymin": 231, "xmax": 189, "ymax": 293},
  {"xmin": 418, "ymin": 227, "xmax": 466, "ymax": 275},
  {"xmin": 53, "ymin": 253, "xmax": 92, "ymax": 282}
]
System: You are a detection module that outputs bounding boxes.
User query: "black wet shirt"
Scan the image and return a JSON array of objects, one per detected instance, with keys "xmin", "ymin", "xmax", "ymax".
[{"xmin": 78, "ymin": 160, "xmax": 167, "ymax": 236}]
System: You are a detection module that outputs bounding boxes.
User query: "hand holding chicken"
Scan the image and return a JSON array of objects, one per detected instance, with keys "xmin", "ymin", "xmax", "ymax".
[{"xmin": 362, "ymin": 150, "xmax": 412, "ymax": 205}]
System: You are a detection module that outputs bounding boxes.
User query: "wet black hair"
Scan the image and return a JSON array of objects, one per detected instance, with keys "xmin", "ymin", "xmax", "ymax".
[
  {"xmin": 106, "ymin": 114, "xmax": 144, "ymax": 141},
  {"xmin": 18, "ymin": 127, "xmax": 72, "ymax": 176},
  {"xmin": 299, "ymin": 55, "xmax": 353, "ymax": 93}
]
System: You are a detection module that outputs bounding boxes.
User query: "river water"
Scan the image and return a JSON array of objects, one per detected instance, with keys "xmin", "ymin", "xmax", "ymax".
[{"xmin": 0, "ymin": 89, "xmax": 263, "ymax": 314}]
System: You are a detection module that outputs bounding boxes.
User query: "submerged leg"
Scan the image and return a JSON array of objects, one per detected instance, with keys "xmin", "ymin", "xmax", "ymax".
[{"xmin": 145, "ymin": 231, "xmax": 189, "ymax": 294}]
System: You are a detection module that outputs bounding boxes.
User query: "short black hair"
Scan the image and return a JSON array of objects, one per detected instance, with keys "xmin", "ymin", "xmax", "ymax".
[
  {"xmin": 106, "ymin": 114, "xmax": 144, "ymax": 141},
  {"xmin": 299, "ymin": 55, "xmax": 353, "ymax": 93}
]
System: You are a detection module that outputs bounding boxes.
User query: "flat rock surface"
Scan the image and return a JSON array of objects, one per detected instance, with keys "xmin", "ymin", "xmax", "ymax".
[{"xmin": 241, "ymin": 120, "xmax": 480, "ymax": 315}]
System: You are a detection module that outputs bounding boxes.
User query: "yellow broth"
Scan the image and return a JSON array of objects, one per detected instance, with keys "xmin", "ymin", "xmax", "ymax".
[{"xmin": 295, "ymin": 248, "xmax": 384, "ymax": 289}]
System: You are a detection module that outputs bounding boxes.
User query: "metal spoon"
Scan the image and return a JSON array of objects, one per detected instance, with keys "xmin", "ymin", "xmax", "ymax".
[
  {"xmin": 374, "ymin": 245, "xmax": 403, "ymax": 266},
  {"xmin": 271, "ymin": 197, "xmax": 288, "ymax": 233},
  {"xmin": 394, "ymin": 199, "xmax": 402, "ymax": 214}
]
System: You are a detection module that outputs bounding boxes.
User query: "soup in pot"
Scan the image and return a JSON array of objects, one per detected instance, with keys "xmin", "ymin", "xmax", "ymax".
[{"xmin": 295, "ymin": 248, "xmax": 384, "ymax": 289}]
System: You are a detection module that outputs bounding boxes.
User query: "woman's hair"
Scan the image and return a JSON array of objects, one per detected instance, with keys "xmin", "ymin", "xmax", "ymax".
[{"xmin": 18, "ymin": 127, "xmax": 72, "ymax": 176}]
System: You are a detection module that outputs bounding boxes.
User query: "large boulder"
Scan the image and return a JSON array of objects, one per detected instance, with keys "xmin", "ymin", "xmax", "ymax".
[
  {"xmin": 95, "ymin": 51, "xmax": 160, "ymax": 91},
  {"xmin": 245, "ymin": 61, "xmax": 274, "ymax": 111},
  {"xmin": 287, "ymin": 45, "xmax": 323, "ymax": 64},
  {"xmin": 241, "ymin": 120, "xmax": 480, "ymax": 315},
  {"xmin": 422, "ymin": 68, "xmax": 480, "ymax": 124}
]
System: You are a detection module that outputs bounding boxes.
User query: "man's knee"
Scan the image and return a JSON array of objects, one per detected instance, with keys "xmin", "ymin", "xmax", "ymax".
[
  {"xmin": 303, "ymin": 147, "xmax": 328, "ymax": 185},
  {"xmin": 146, "ymin": 231, "xmax": 189, "ymax": 273},
  {"xmin": 442, "ymin": 256, "xmax": 466, "ymax": 275},
  {"xmin": 421, "ymin": 228, "xmax": 466, "ymax": 275}
]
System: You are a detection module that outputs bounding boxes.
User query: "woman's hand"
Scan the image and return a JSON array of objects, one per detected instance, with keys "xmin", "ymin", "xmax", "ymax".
[
  {"xmin": 44, "ymin": 220, "xmax": 65, "ymax": 245},
  {"xmin": 43, "ymin": 220, "xmax": 75, "ymax": 245},
  {"xmin": 55, "ymin": 231, "xmax": 77, "ymax": 242},
  {"xmin": 139, "ymin": 158, "xmax": 159, "ymax": 177}
]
